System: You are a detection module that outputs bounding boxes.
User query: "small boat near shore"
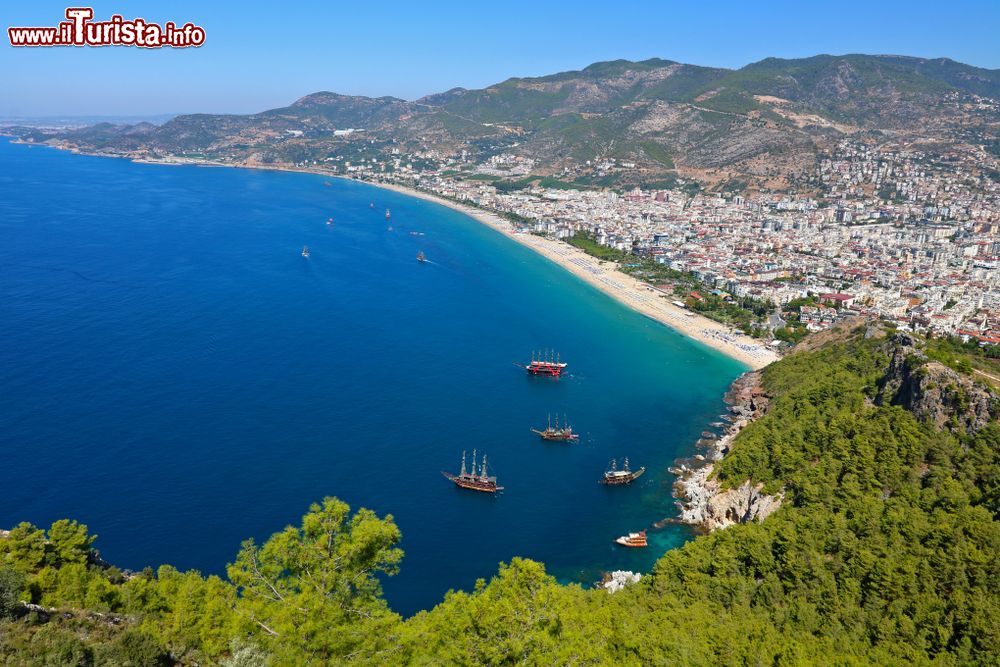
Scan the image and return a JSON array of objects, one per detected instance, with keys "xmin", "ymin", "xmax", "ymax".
[
  {"xmin": 442, "ymin": 449, "xmax": 503, "ymax": 493},
  {"xmin": 601, "ymin": 458, "xmax": 645, "ymax": 486},
  {"xmin": 615, "ymin": 530, "xmax": 647, "ymax": 547}
]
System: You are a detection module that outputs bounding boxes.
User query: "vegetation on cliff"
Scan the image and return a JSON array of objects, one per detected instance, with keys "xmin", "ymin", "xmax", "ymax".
[{"xmin": 2, "ymin": 328, "xmax": 998, "ymax": 665}]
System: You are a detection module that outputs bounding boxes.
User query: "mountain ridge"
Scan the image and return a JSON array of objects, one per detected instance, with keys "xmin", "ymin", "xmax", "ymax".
[{"xmin": 11, "ymin": 53, "xmax": 1000, "ymax": 191}]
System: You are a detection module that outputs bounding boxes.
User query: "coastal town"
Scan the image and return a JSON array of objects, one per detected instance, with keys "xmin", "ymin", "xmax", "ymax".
[{"xmin": 325, "ymin": 134, "xmax": 1000, "ymax": 348}]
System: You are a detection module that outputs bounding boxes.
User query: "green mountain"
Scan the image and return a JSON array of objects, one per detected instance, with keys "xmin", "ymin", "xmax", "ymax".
[
  {"xmin": 12, "ymin": 54, "xmax": 1000, "ymax": 189},
  {"xmin": 2, "ymin": 323, "xmax": 999, "ymax": 664}
]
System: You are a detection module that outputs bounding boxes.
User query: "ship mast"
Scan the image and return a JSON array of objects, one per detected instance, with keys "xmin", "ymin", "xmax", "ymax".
[
  {"xmin": 471, "ymin": 449, "xmax": 477, "ymax": 477},
  {"xmin": 482, "ymin": 454, "xmax": 488, "ymax": 479},
  {"xmin": 460, "ymin": 450, "xmax": 467, "ymax": 476},
  {"xmin": 623, "ymin": 457, "xmax": 630, "ymax": 472}
]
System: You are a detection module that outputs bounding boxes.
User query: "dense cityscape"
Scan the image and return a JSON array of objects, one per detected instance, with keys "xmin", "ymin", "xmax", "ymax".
[{"xmin": 326, "ymin": 132, "xmax": 1000, "ymax": 345}]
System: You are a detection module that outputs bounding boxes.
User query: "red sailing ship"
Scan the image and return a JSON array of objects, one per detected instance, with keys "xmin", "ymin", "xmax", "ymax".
[
  {"xmin": 519, "ymin": 350, "xmax": 567, "ymax": 377},
  {"xmin": 442, "ymin": 449, "xmax": 503, "ymax": 493}
]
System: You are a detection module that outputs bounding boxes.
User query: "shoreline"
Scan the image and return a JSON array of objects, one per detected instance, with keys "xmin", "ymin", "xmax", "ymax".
[
  {"xmin": 10, "ymin": 140, "xmax": 778, "ymax": 370},
  {"xmin": 366, "ymin": 181, "xmax": 778, "ymax": 370}
]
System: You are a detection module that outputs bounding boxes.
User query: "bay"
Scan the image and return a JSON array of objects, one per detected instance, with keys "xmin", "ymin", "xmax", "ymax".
[{"xmin": 0, "ymin": 140, "xmax": 745, "ymax": 615}]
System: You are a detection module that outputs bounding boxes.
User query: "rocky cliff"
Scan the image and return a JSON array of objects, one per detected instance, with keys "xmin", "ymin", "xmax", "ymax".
[
  {"xmin": 674, "ymin": 371, "xmax": 784, "ymax": 532},
  {"xmin": 876, "ymin": 333, "xmax": 998, "ymax": 434}
]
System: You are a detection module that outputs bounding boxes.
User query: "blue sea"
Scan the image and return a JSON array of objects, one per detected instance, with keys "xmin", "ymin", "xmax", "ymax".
[{"xmin": 0, "ymin": 139, "xmax": 745, "ymax": 615}]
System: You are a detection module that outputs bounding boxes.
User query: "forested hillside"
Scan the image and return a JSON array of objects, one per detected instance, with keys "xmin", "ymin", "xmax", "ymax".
[{"xmin": 2, "ymin": 326, "xmax": 998, "ymax": 665}]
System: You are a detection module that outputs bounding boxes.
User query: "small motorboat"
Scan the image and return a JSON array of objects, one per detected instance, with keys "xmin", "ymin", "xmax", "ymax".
[
  {"xmin": 301, "ymin": 245, "xmax": 310, "ymax": 258},
  {"xmin": 615, "ymin": 530, "xmax": 647, "ymax": 548}
]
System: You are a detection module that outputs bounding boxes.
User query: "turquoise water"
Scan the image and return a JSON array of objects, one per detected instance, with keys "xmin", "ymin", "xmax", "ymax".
[{"xmin": 0, "ymin": 140, "xmax": 746, "ymax": 615}]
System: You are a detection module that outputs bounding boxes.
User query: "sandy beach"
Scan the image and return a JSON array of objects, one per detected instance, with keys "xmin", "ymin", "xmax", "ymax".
[
  {"xmin": 371, "ymin": 181, "xmax": 779, "ymax": 370},
  {"xmin": 19, "ymin": 141, "xmax": 777, "ymax": 369}
]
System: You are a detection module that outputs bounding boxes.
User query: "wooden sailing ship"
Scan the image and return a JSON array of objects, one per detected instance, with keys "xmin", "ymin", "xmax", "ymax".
[
  {"xmin": 442, "ymin": 449, "xmax": 503, "ymax": 493},
  {"xmin": 531, "ymin": 414, "xmax": 579, "ymax": 441},
  {"xmin": 600, "ymin": 458, "xmax": 645, "ymax": 486}
]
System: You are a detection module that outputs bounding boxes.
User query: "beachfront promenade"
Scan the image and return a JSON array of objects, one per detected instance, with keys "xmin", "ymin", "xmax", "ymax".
[
  {"xmin": 377, "ymin": 182, "xmax": 780, "ymax": 370},
  {"xmin": 524, "ymin": 236, "xmax": 779, "ymax": 369}
]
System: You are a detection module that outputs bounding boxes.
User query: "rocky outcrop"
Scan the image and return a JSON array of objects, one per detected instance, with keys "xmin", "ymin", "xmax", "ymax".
[
  {"xmin": 601, "ymin": 570, "xmax": 641, "ymax": 594},
  {"xmin": 673, "ymin": 371, "xmax": 784, "ymax": 532},
  {"xmin": 677, "ymin": 473, "xmax": 784, "ymax": 531},
  {"xmin": 876, "ymin": 334, "xmax": 998, "ymax": 434}
]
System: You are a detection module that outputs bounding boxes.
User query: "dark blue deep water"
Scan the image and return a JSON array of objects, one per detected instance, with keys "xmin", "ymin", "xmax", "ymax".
[{"xmin": 0, "ymin": 140, "xmax": 745, "ymax": 615}]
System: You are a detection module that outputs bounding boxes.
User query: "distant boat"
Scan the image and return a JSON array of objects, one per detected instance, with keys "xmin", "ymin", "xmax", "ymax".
[
  {"xmin": 323, "ymin": 181, "xmax": 331, "ymax": 187},
  {"xmin": 442, "ymin": 449, "xmax": 503, "ymax": 493},
  {"xmin": 531, "ymin": 414, "xmax": 579, "ymax": 442},
  {"xmin": 385, "ymin": 208, "xmax": 391, "ymax": 220},
  {"xmin": 326, "ymin": 217, "xmax": 333, "ymax": 225},
  {"xmin": 409, "ymin": 231, "xmax": 425, "ymax": 237},
  {"xmin": 387, "ymin": 225, "xmax": 393, "ymax": 232},
  {"xmin": 600, "ymin": 458, "xmax": 645, "ymax": 486},
  {"xmin": 614, "ymin": 530, "xmax": 647, "ymax": 548},
  {"xmin": 416, "ymin": 250, "xmax": 427, "ymax": 263},
  {"xmin": 370, "ymin": 201, "xmax": 375, "ymax": 209},
  {"xmin": 301, "ymin": 245, "xmax": 310, "ymax": 258}
]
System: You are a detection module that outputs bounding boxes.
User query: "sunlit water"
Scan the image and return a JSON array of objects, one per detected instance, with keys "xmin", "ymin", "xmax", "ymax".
[{"xmin": 0, "ymin": 140, "xmax": 745, "ymax": 614}]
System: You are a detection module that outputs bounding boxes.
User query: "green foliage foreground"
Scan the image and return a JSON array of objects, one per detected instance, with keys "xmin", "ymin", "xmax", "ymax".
[{"xmin": 1, "ymin": 333, "xmax": 999, "ymax": 665}]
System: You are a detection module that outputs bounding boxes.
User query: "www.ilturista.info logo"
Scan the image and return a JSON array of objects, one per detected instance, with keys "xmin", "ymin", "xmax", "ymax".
[{"xmin": 8, "ymin": 7, "xmax": 205, "ymax": 48}]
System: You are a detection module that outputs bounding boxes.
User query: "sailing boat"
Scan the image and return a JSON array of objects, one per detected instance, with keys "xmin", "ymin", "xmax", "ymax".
[
  {"xmin": 600, "ymin": 457, "xmax": 645, "ymax": 485},
  {"xmin": 301, "ymin": 245, "xmax": 310, "ymax": 258},
  {"xmin": 531, "ymin": 414, "xmax": 579, "ymax": 441},
  {"xmin": 442, "ymin": 449, "xmax": 503, "ymax": 493}
]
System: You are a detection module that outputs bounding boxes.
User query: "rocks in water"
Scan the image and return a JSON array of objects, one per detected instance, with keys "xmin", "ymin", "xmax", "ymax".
[
  {"xmin": 601, "ymin": 570, "xmax": 641, "ymax": 593},
  {"xmin": 673, "ymin": 370, "xmax": 783, "ymax": 532}
]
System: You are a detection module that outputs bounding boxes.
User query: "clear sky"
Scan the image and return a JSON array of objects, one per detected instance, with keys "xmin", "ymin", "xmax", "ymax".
[{"xmin": 2, "ymin": 0, "xmax": 999, "ymax": 118}]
